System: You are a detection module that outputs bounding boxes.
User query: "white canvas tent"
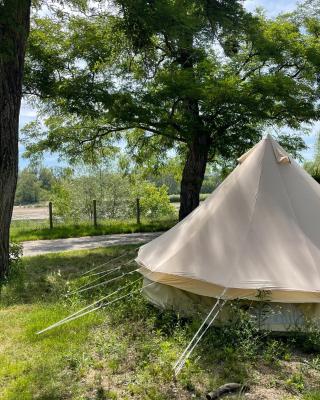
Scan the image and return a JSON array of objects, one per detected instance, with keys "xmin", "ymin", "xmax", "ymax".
[{"xmin": 136, "ymin": 135, "xmax": 320, "ymax": 331}]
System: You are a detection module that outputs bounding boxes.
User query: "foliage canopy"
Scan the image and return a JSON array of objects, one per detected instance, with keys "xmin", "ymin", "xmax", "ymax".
[{"xmin": 22, "ymin": 0, "xmax": 320, "ymax": 217}]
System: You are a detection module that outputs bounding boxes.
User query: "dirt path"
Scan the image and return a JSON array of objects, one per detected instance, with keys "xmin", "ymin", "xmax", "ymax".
[{"xmin": 22, "ymin": 232, "xmax": 162, "ymax": 257}]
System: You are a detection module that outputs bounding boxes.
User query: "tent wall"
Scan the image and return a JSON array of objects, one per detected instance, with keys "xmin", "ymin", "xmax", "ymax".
[{"xmin": 142, "ymin": 278, "xmax": 320, "ymax": 332}]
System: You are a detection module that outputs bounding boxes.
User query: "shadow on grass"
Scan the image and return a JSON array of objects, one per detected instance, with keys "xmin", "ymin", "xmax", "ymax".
[
  {"xmin": 1, "ymin": 246, "xmax": 320, "ymax": 399},
  {"xmin": 1, "ymin": 245, "xmax": 138, "ymax": 305}
]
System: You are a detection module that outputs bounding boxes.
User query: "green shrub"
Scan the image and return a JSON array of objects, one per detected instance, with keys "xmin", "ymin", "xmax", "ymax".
[
  {"xmin": 286, "ymin": 372, "xmax": 305, "ymax": 393},
  {"xmin": 139, "ymin": 183, "xmax": 175, "ymax": 220},
  {"xmin": 8, "ymin": 242, "xmax": 24, "ymax": 282},
  {"xmin": 263, "ymin": 339, "xmax": 291, "ymax": 364},
  {"xmin": 295, "ymin": 319, "xmax": 320, "ymax": 353},
  {"xmin": 9, "ymin": 242, "xmax": 23, "ymax": 266},
  {"xmin": 198, "ymin": 301, "xmax": 261, "ymax": 377},
  {"xmin": 219, "ymin": 302, "xmax": 261, "ymax": 359},
  {"xmin": 1, "ymin": 242, "xmax": 24, "ymax": 295}
]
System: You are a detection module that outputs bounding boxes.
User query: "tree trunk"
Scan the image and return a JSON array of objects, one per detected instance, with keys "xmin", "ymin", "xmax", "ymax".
[
  {"xmin": 0, "ymin": 1, "xmax": 31, "ymax": 280},
  {"xmin": 179, "ymin": 133, "xmax": 210, "ymax": 221},
  {"xmin": 176, "ymin": 33, "xmax": 211, "ymax": 221}
]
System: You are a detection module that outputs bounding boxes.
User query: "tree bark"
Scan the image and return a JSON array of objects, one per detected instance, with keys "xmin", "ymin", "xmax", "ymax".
[
  {"xmin": 176, "ymin": 34, "xmax": 211, "ymax": 221},
  {"xmin": 179, "ymin": 132, "xmax": 210, "ymax": 221},
  {"xmin": 0, "ymin": 0, "xmax": 31, "ymax": 280}
]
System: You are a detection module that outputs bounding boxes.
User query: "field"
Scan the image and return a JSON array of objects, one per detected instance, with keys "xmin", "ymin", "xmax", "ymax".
[
  {"xmin": 12, "ymin": 206, "xmax": 49, "ymax": 221},
  {"xmin": 1, "ymin": 246, "xmax": 320, "ymax": 399}
]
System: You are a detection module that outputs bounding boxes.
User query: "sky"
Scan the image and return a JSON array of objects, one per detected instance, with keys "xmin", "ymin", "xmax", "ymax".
[{"xmin": 19, "ymin": 0, "xmax": 319, "ymax": 169}]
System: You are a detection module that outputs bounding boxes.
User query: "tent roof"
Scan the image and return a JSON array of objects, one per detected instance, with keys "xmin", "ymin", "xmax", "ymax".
[{"xmin": 136, "ymin": 135, "xmax": 320, "ymax": 302}]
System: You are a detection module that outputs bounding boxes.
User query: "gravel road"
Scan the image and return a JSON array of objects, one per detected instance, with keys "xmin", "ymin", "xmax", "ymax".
[{"xmin": 22, "ymin": 232, "xmax": 162, "ymax": 257}]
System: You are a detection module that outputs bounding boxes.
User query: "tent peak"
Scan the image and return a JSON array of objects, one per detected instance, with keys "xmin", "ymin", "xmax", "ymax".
[{"xmin": 238, "ymin": 135, "xmax": 290, "ymax": 164}]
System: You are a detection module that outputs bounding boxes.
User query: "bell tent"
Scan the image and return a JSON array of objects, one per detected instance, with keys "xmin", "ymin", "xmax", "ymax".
[{"xmin": 136, "ymin": 135, "xmax": 320, "ymax": 331}]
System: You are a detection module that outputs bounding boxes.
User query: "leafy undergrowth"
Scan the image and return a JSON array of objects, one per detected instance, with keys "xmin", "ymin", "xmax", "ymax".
[
  {"xmin": 1, "ymin": 246, "xmax": 320, "ymax": 399},
  {"xmin": 10, "ymin": 218, "xmax": 176, "ymax": 242}
]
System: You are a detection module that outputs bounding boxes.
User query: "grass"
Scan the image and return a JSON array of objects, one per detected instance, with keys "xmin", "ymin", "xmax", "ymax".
[
  {"xmin": 1, "ymin": 246, "xmax": 320, "ymax": 399},
  {"xmin": 10, "ymin": 218, "xmax": 177, "ymax": 242}
]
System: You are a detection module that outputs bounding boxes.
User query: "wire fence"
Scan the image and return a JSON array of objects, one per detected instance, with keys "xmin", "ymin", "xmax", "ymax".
[{"xmin": 39, "ymin": 198, "xmax": 145, "ymax": 230}]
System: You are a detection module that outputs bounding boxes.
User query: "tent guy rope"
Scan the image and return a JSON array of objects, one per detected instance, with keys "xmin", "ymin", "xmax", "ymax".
[
  {"xmin": 67, "ymin": 258, "xmax": 136, "ymax": 295},
  {"xmin": 173, "ymin": 289, "xmax": 228, "ymax": 376},
  {"xmin": 37, "ymin": 279, "xmax": 155, "ymax": 334},
  {"xmin": 174, "ymin": 298, "xmax": 227, "ymax": 376},
  {"xmin": 80, "ymin": 246, "xmax": 140, "ymax": 277}
]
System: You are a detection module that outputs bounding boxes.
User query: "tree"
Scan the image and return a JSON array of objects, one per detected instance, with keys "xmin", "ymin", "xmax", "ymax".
[
  {"xmin": 15, "ymin": 169, "xmax": 41, "ymax": 205},
  {"xmin": 304, "ymin": 131, "xmax": 320, "ymax": 182},
  {"xmin": 0, "ymin": 0, "xmax": 31, "ymax": 280},
  {"xmin": 38, "ymin": 167, "xmax": 55, "ymax": 190},
  {"xmin": 23, "ymin": 2, "xmax": 320, "ymax": 221},
  {"xmin": 14, "ymin": 166, "xmax": 55, "ymax": 205}
]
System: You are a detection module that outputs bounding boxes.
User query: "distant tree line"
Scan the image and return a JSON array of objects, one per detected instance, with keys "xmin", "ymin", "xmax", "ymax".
[
  {"xmin": 14, "ymin": 157, "xmax": 225, "ymax": 223},
  {"xmin": 15, "ymin": 166, "xmax": 55, "ymax": 205}
]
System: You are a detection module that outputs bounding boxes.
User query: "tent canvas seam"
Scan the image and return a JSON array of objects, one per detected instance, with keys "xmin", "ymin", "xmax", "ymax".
[{"xmin": 233, "ymin": 138, "xmax": 266, "ymax": 285}]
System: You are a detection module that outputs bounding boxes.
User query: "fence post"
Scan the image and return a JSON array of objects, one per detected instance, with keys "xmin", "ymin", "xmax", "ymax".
[
  {"xmin": 93, "ymin": 199, "xmax": 97, "ymax": 228},
  {"xmin": 136, "ymin": 197, "xmax": 141, "ymax": 225},
  {"xmin": 49, "ymin": 201, "xmax": 53, "ymax": 229}
]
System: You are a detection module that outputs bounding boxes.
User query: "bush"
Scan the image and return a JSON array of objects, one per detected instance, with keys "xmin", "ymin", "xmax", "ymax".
[
  {"xmin": 0, "ymin": 242, "xmax": 24, "ymax": 288},
  {"xmin": 220, "ymin": 302, "xmax": 261, "ymax": 359},
  {"xmin": 139, "ymin": 183, "xmax": 175, "ymax": 220},
  {"xmin": 9, "ymin": 242, "xmax": 23, "ymax": 266},
  {"xmin": 263, "ymin": 339, "xmax": 291, "ymax": 364},
  {"xmin": 295, "ymin": 319, "xmax": 320, "ymax": 352}
]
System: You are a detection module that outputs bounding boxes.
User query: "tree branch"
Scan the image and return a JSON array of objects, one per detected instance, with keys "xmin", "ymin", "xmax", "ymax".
[{"xmin": 77, "ymin": 122, "xmax": 187, "ymax": 145}]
